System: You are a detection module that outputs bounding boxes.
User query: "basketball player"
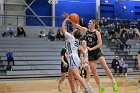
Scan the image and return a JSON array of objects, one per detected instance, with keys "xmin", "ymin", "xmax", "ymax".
[
  {"xmin": 76, "ymin": 40, "xmax": 92, "ymax": 92},
  {"xmin": 73, "ymin": 19, "xmax": 118, "ymax": 93},
  {"xmin": 58, "ymin": 46, "xmax": 69, "ymax": 92},
  {"xmin": 79, "ymin": 40, "xmax": 91, "ymax": 87},
  {"xmin": 61, "ymin": 16, "xmax": 92, "ymax": 93}
]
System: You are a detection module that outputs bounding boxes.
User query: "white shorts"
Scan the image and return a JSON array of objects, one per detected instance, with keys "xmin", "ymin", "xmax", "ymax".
[{"xmin": 68, "ymin": 55, "xmax": 81, "ymax": 69}]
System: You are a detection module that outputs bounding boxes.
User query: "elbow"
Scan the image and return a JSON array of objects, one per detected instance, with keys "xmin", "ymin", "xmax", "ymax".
[
  {"xmin": 98, "ymin": 42, "xmax": 102, "ymax": 48},
  {"xmin": 83, "ymin": 28, "xmax": 88, "ymax": 32}
]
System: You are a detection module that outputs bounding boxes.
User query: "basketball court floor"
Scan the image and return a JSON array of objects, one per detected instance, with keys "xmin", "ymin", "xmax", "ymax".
[{"xmin": 0, "ymin": 75, "xmax": 140, "ymax": 93}]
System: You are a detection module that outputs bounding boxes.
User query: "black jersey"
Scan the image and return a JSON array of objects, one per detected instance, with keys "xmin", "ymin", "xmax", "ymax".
[
  {"xmin": 60, "ymin": 47, "xmax": 68, "ymax": 73},
  {"xmin": 61, "ymin": 47, "xmax": 68, "ymax": 64},
  {"xmin": 138, "ymin": 50, "xmax": 140, "ymax": 54},
  {"xmin": 85, "ymin": 30, "xmax": 98, "ymax": 48},
  {"xmin": 82, "ymin": 30, "xmax": 104, "ymax": 61}
]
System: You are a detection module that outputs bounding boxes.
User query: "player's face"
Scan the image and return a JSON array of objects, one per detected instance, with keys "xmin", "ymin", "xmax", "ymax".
[
  {"xmin": 82, "ymin": 41, "xmax": 87, "ymax": 47},
  {"xmin": 88, "ymin": 20, "xmax": 94, "ymax": 28}
]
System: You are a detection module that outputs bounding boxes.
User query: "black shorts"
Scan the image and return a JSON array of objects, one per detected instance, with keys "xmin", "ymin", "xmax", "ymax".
[
  {"xmin": 88, "ymin": 49, "xmax": 104, "ymax": 61},
  {"xmin": 61, "ymin": 63, "xmax": 68, "ymax": 73}
]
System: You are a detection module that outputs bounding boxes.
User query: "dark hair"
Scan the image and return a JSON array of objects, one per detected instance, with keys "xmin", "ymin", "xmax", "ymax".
[{"xmin": 73, "ymin": 29, "xmax": 82, "ymax": 39}]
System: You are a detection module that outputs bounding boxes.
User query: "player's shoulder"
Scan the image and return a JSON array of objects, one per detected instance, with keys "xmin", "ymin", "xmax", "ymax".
[
  {"xmin": 78, "ymin": 45, "xmax": 82, "ymax": 50},
  {"xmin": 62, "ymin": 47, "xmax": 66, "ymax": 50}
]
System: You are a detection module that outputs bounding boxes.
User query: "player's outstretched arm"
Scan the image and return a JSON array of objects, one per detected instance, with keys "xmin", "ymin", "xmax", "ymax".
[
  {"xmin": 75, "ymin": 24, "xmax": 88, "ymax": 33},
  {"xmin": 60, "ymin": 17, "xmax": 69, "ymax": 35}
]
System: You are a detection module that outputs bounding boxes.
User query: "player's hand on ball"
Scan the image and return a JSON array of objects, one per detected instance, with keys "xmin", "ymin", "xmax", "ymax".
[{"xmin": 62, "ymin": 12, "xmax": 69, "ymax": 18}]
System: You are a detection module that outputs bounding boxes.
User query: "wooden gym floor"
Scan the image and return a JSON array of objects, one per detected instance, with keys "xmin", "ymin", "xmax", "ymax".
[{"xmin": 0, "ymin": 75, "xmax": 140, "ymax": 93}]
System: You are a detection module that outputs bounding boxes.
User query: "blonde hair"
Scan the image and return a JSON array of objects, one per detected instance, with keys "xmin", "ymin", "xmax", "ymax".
[{"xmin": 81, "ymin": 40, "xmax": 86, "ymax": 43}]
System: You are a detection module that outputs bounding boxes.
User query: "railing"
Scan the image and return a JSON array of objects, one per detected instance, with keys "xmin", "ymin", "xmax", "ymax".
[
  {"xmin": 0, "ymin": 14, "xmax": 140, "ymax": 28},
  {"xmin": 0, "ymin": 14, "xmax": 64, "ymax": 27}
]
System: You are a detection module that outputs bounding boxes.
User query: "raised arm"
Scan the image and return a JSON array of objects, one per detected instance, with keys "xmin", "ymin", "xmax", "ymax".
[
  {"xmin": 60, "ymin": 17, "xmax": 69, "ymax": 35},
  {"xmin": 74, "ymin": 24, "xmax": 88, "ymax": 33}
]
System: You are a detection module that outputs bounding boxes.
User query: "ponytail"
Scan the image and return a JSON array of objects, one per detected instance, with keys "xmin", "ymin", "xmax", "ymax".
[{"xmin": 91, "ymin": 19, "xmax": 98, "ymax": 29}]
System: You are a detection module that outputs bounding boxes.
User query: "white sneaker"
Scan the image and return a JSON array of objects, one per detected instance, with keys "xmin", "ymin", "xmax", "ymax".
[
  {"xmin": 125, "ymin": 73, "xmax": 127, "ymax": 77},
  {"xmin": 58, "ymin": 84, "xmax": 62, "ymax": 92},
  {"xmin": 87, "ymin": 83, "xmax": 93, "ymax": 91},
  {"xmin": 84, "ymin": 87, "xmax": 92, "ymax": 93},
  {"xmin": 77, "ymin": 86, "xmax": 82, "ymax": 93}
]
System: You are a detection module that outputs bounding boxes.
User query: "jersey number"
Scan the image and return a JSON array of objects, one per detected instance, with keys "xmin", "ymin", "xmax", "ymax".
[{"xmin": 74, "ymin": 41, "xmax": 78, "ymax": 47}]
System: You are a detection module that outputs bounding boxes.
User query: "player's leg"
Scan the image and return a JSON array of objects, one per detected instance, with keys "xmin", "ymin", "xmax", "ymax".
[
  {"xmin": 84, "ymin": 64, "xmax": 93, "ymax": 90},
  {"xmin": 58, "ymin": 73, "xmax": 67, "ymax": 92},
  {"xmin": 84, "ymin": 65, "xmax": 91, "ymax": 84},
  {"xmin": 98, "ymin": 56, "xmax": 118, "ymax": 92},
  {"xmin": 68, "ymin": 68, "xmax": 77, "ymax": 93},
  {"xmin": 89, "ymin": 61, "xmax": 104, "ymax": 93},
  {"xmin": 71, "ymin": 67, "xmax": 92, "ymax": 93}
]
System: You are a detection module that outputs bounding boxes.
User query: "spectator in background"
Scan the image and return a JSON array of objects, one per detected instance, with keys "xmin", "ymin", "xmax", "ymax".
[
  {"xmin": 103, "ymin": 18, "xmax": 108, "ymax": 26},
  {"xmin": 118, "ymin": 58, "xmax": 127, "ymax": 77},
  {"xmin": 79, "ymin": 18, "xmax": 86, "ymax": 27},
  {"xmin": 119, "ymin": 31, "xmax": 131, "ymax": 53},
  {"xmin": 128, "ymin": 28, "xmax": 134, "ymax": 39},
  {"xmin": 115, "ymin": 22, "xmax": 121, "ymax": 33},
  {"xmin": 17, "ymin": 24, "xmax": 26, "ymax": 37},
  {"xmin": 6, "ymin": 49, "xmax": 15, "ymax": 65},
  {"xmin": 99, "ymin": 19, "xmax": 103, "ymax": 27},
  {"xmin": 2, "ymin": 23, "xmax": 14, "ymax": 37},
  {"xmin": 56, "ymin": 27, "xmax": 64, "ymax": 40},
  {"xmin": 133, "ymin": 28, "xmax": 140, "ymax": 39},
  {"xmin": 39, "ymin": 30, "xmax": 46, "ymax": 38},
  {"xmin": 48, "ymin": 27, "xmax": 55, "ymax": 41},
  {"xmin": 112, "ymin": 56, "xmax": 119, "ymax": 76}
]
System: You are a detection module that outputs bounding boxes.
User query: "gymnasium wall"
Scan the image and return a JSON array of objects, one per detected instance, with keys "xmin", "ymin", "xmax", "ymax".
[
  {"xmin": 55, "ymin": 0, "xmax": 96, "ymax": 27},
  {"xmin": 25, "ymin": 0, "xmax": 140, "ymax": 26},
  {"xmin": 25, "ymin": 0, "xmax": 51, "ymax": 26},
  {"xmin": 100, "ymin": 0, "xmax": 140, "ymax": 20}
]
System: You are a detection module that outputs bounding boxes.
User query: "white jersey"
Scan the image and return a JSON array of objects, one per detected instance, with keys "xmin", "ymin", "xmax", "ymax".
[
  {"xmin": 80, "ymin": 48, "xmax": 88, "ymax": 60},
  {"xmin": 65, "ymin": 32, "xmax": 81, "ymax": 69},
  {"xmin": 80, "ymin": 48, "xmax": 89, "ymax": 69}
]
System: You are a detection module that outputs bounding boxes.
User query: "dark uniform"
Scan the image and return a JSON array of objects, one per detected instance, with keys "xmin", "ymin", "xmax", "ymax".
[
  {"xmin": 61, "ymin": 47, "xmax": 69, "ymax": 73},
  {"xmin": 82, "ymin": 30, "xmax": 104, "ymax": 61},
  {"xmin": 138, "ymin": 50, "xmax": 140, "ymax": 55}
]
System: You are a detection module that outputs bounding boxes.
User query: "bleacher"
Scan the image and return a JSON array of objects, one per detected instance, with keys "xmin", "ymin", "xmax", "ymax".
[
  {"xmin": 109, "ymin": 38, "xmax": 140, "ymax": 70},
  {"xmin": 0, "ymin": 26, "xmax": 138, "ymax": 77}
]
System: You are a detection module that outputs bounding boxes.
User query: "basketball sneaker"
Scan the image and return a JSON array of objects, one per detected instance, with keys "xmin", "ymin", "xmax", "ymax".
[
  {"xmin": 112, "ymin": 81, "xmax": 118, "ymax": 92},
  {"xmin": 87, "ymin": 83, "xmax": 93, "ymax": 92},
  {"xmin": 84, "ymin": 87, "xmax": 92, "ymax": 93},
  {"xmin": 99, "ymin": 86, "xmax": 104, "ymax": 93}
]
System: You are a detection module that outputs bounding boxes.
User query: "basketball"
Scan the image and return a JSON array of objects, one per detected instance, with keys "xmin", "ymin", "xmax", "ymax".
[{"xmin": 69, "ymin": 13, "xmax": 79, "ymax": 24}]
